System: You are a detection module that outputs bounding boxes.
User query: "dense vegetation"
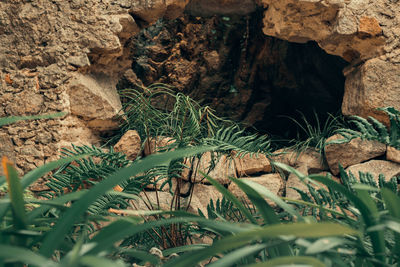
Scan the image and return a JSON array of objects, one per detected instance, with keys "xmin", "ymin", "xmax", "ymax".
[{"xmin": 1, "ymin": 85, "xmax": 400, "ymax": 266}]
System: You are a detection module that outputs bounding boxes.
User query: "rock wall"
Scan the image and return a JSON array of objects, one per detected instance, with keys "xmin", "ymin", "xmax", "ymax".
[
  {"xmin": 1, "ymin": 0, "xmax": 400, "ymax": 176},
  {"xmin": 0, "ymin": 0, "xmax": 186, "ymax": 175}
]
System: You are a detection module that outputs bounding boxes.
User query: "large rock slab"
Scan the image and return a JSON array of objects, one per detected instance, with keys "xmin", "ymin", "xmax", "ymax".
[
  {"xmin": 185, "ymin": 0, "xmax": 257, "ymax": 16},
  {"xmin": 182, "ymin": 152, "xmax": 236, "ymax": 185},
  {"xmin": 346, "ymin": 160, "xmax": 400, "ymax": 184},
  {"xmin": 143, "ymin": 136, "xmax": 176, "ymax": 156},
  {"xmin": 342, "ymin": 58, "xmax": 400, "ymax": 122},
  {"xmin": 189, "ymin": 183, "xmax": 223, "ymax": 215},
  {"xmin": 68, "ymin": 73, "xmax": 122, "ymax": 131},
  {"xmin": 228, "ymin": 173, "xmax": 284, "ymax": 205},
  {"xmin": 324, "ymin": 134, "xmax": 386, "ymax": 175},
  {"xmin": 234, "ymin": 153, "xmax": 272, "ymax": 176},
  {"xmin": 113, "ymin": 130, "xmax": 141, "ymax": 161},
  {"xmin": 271, "ymin": 148, "xmax": 327, "ymax": 174},
  {"xmin": 261, "ymin": 0, "xmax": 386, "ymax": 61},
  {"xmin": 387, "ymin": 146, "xmax": 400, "ymax": 164}
]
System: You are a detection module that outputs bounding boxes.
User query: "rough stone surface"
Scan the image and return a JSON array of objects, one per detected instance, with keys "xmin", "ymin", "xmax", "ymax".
[
  {"xmin": 228, "ymin": 173, "xmax": 284, "ymax": 205},
  {"xmin": 261, "ymin": 0, "xmax": 393, "ymax": 61},
  {"xmin": 68, "ymin": 73, "xmax": 122, "ymax": 131},
  {"xmin": 324, "ymin": 134, "xmax": 386, "ymax": 175},
  {"xmin": 182, "ymin": 152, "xmax": 236, "ymax": 185},
  {"xmin": 131, "ymin": 191, "xmax": 174, "ymax": 211},
  {"xmin": 234, "ymin": 153, "xmax": 272, "ymax": 176},
  {"xmin": 143, "ymin": 136, "xmax": 176, "ymax": 156},
  {"xmin": 189, "ymin": 183, "xmax": 223, "ymax": 215},
  {"xmin": 286, "ymin": 167, "xmax": 336, "ymax": 200},
  {"xmin": 285, "ymin": 165, "xmax": 309, "ymax": 200},
  {"xmin": 342, "ymin": 58, "xmax": 400, "ymax": 121},
  {"xmin": 387, "ymin": 146, "xmax": 400, "ymax": 164},
  {"xmin": 0, "ymin": 0, "xmax": 185, "ymax": 174},
  {"xmin": 185, "ymin": 0, "xmax": 257, "ymax": 16},
  {"xmin": 113, "ymin": 130, "xmax": 141, "ymax": 161},
  {"xmin": 271, "ymin": 148, "xmax": 327, "ymax": 174},
  {"xmin": 346, "ymin": 160, "xmax": 400, "ymax": 183}
]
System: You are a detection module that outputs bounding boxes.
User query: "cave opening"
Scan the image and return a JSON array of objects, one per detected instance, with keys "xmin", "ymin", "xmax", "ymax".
[{"xmin": 118, "ymin": 10, "xmax": 349, "ymax": 141}]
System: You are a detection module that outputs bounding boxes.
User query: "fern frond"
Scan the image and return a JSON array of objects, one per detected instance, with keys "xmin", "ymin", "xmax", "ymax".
[{"xmin": 203, "ymin": 126, "xmax": 271, "ymax": 157}]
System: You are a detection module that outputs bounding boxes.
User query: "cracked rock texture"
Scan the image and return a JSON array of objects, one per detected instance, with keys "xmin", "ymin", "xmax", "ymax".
[
  {"xmin": 1, "ymin": 0, "xmax": 400, "ymax": 179},
  {"xmin": 0, "ymin": 0, "xmax": 186, "ymax": 176}
]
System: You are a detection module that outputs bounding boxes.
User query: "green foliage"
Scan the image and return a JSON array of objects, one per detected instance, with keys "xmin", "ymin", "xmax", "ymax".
[
  {"xmin": 44, "ymin": 145, "xmax": 143, "ymax": 216},
  {"xmin": 337, "ymin": 106, "xmax": 400, "ymax": 149},
  {"xmin": 287, "ymin": 111, "xmax": 346, "ymax": 154},
  {"xmin": 0, "ymin": 112, "xmax": 66, "ymax": 127},
  {"xmin": 278, "ymin": 162, "xmax": 400, "ymax": 266}
]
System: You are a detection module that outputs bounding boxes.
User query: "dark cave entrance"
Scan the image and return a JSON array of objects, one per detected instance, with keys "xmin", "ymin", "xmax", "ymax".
[
  {"xmin": 249, "ymin": 40, "xmax": 348, "ymax": 140},
  {"xmin": 118, "ymin": 10, "xmax": 349, "ymax": 140}
]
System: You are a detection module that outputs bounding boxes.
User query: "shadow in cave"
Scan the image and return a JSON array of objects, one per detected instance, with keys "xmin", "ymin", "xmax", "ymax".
[
  {"xmin": 250, "ymin": 40, "xmax": 349, "ymax": 140},
  {"xmin": 117, "ymin": 11, "xmax": 350, "ymax": 142}
]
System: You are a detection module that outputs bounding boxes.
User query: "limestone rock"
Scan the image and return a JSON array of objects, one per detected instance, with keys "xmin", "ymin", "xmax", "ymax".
[
  {"xmin": 228, "ymin": 173, "xmax": 284, "ymax": 205},
  {"xmin": 185, "ymin": 0, "xmax": 257, "ymax": 16},
  {"xmin": 271, "ymin": 148, "xmax": 327, "ymax": 174},
  {"xmin": 182, "ymin": 152, "xmax": 236, "ymax": 185},
  {"xmin": 143, "ymin": 136, "xmax": 176, "ymax": 156},
  {"xmin": 114, "ymin": 130, "xmax": 141, "ymax": 161},
  {"xmin": 234, "ymin": 153, "xmax": 272, "ymax": 176},
  {"xmin": 188, "ymin": 183, "xmax": 223, "ymax": 215},
  {"xmin": 131, "ymin": 191, "xmax": 173, "ymax": 211},
  {"xmin": 346, "ymin": 160, "xmax": 400, "ymax": 183},
  {"xmin": 285, "ymin": 165, "xmax": 309, "ymax": 200},
  {"xmin": 130, "ymin": 0, "xmax": 188, "ymax": 24},
  {"xmin": 342, "ymin": 58, "xmax": 400, "ymax": 122},
  {"xmin": 324, "ymin": 134, "xmax": 386, "ymax": 175},
  {"xmin": 68, "ymin": 73, "xmax": 122, "ymax": 131},
  {"xmin": 261, "ymin": 0, "xmax": 386, "ymax": 60},
  {"xmin": 286, "ymin": 167, "xmax": 336, "ymax": 200},
  {"xmin": 146, "ymin": 177, "xmax": 191, "ymax": 194},
  {"xmin": 387, "ymin": 146, "xmax": 400, "ymax": 164}
]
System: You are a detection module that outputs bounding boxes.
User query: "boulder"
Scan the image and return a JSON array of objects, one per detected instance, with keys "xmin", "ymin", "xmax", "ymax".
[
  {"xmin": 188, "ymin": 183, "xmax": 223, "ymax": 215},
  {"xmin": 68, "ymin": 73, "xmax": 122, "ymax": 131},
  {"xmin": 185, "ymin": 0, "xmax": 257, "ymax": 16},
  {"xmin": 130, "ymin": 191, "xmax": 173, "ymax": 211},
  {"xmin": 342, "ymin": 59, "xmax": 400, "ymax": 122},
  {"xmin": 143, "ymin": 136, "xmax": 176, "ymax": 156},
  {"xmin": 228, "ymin": 173, "xmax": 284, "ymax": 205},
  {"xmin": 286, "ymin": 167, "xmax": 337, "ymax": 200},
  {"xmin": 114, "ymin": 130, "xmax": 141, "ymax": 161},
  {"xmin": 324, "ymin": 134, "xmax": 386, "ymax": 175},
  {"xmin": 271, "ymin": 148, "xmax": 327, "ymax": 174},
  {"xmin": 146, "ymin": 177, "xmax": 191, "ymax": 194},
  {"xmin": 345, "ymin": 160, "xmax": 400, "ymax": 184},
  {"xmin": 234, "ymin": 153, "xmax": 272, "ymax": 176},
  {"xmin": 182, "ymin": 152, "xmax": 236, "ymax": 185},
  {"xmin": 285, "ymin": 165, "xmax": 309, "ymax": 200},
  {"xmin": 387, "ymin": 146, "xmax": 400, "ymax": 164},
  {"xmin": 261, "ymin": 0, "xmax": 385, "ymax": 60}
]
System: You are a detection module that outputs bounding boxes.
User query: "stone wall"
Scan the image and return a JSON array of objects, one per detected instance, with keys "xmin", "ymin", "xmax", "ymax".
[
  {"xmin": 0, "ymin": 0, "xmax": 186, "ymax": 175},
  {"xmin": 1, "ymin": 0, "xmax": 400, "ymax": 176}
]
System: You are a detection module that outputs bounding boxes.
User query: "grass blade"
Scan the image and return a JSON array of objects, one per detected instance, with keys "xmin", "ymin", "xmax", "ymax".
[
  {"xmin": 165, "ymin": 222, "xmax": 357, "ymax": 267},
  {"xmin": 39, "ymin": 146, "xmax": 216, "ymax": 257},
  {"xmin": 243, "ymin": 256, "xmax": 325, "ymax": 267},
  {"xmin": 0, "ymin": 112, "xmax": 66, "ymax": 127},
  {"xmin": 2, "ymin": 157, "xmax": 27, "ymax": 230}
]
